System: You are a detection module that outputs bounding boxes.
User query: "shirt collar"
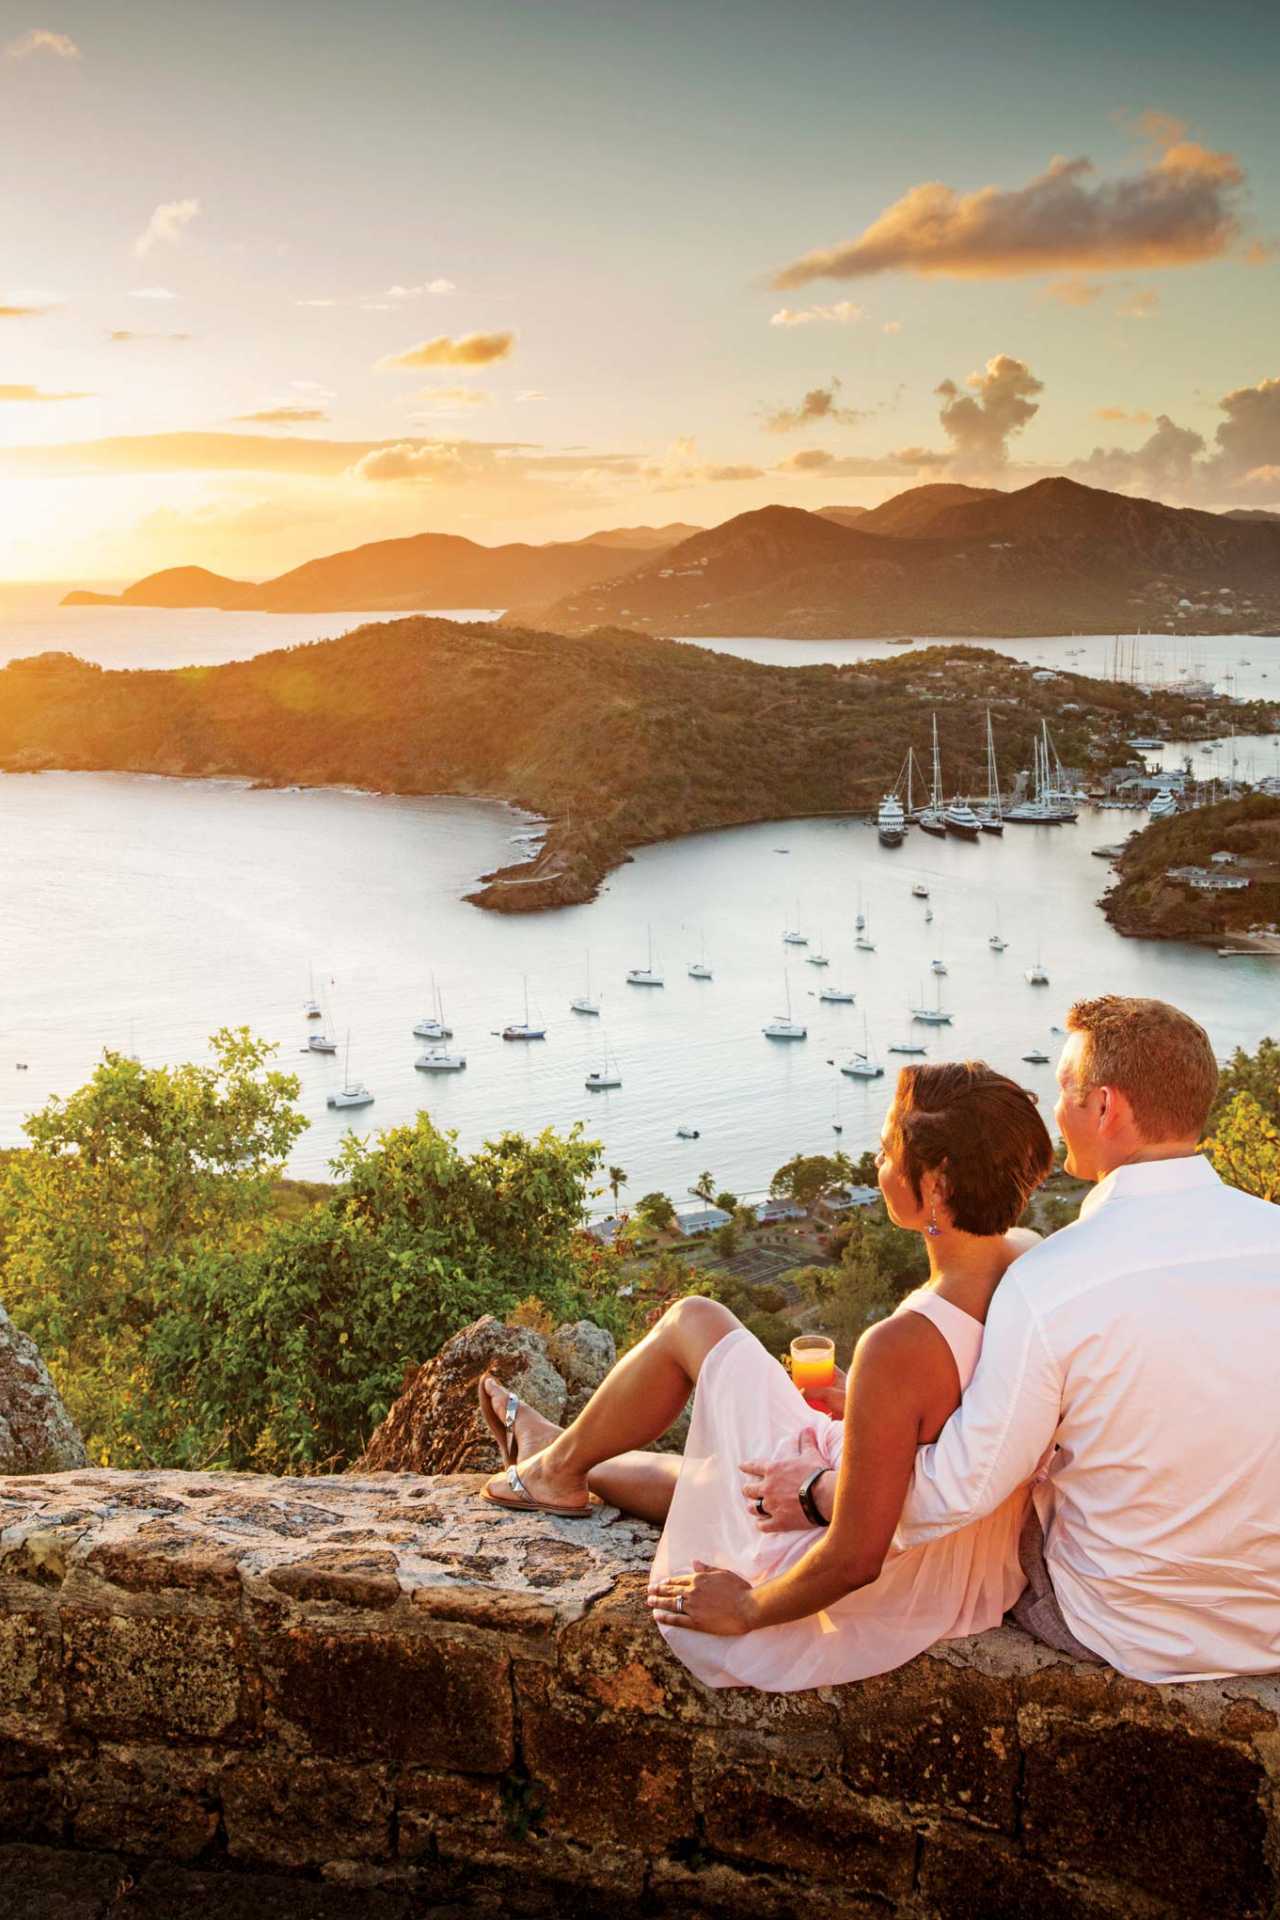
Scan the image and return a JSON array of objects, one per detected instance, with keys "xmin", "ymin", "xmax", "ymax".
[{"xmin": 1079, "ymin": 1152, "xmax": 1221, "ymax": 1222}]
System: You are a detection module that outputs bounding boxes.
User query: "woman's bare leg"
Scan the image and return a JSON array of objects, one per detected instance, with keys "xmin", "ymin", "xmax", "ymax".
[
  {"xmin": 480, "ymin": 1381, "xmax": 683, "ymax": 1523},
  {"xmin": 483, "ymin": 1295, "xmax": 740, "ymax": 1509}
]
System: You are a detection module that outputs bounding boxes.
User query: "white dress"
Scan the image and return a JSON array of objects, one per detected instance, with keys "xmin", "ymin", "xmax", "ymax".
[{"xmin": 650, "ymin": 1288, "xmax": 1029, "ymax": 1691}]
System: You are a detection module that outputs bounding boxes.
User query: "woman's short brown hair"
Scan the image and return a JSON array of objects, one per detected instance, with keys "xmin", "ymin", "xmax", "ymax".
[{"xmin": 889, "ymin": 1061, "xmax": 1055, "ymax": 1236}]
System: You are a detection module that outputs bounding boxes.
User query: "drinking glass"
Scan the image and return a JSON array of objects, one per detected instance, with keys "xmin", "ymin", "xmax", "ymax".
[{"xmin": 790, "ymin": 1334, "xmax": 835, "ymax": 1408}]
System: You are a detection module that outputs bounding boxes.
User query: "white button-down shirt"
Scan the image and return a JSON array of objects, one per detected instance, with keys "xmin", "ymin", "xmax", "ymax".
[{"xmin": 897, "ymin": 1154, "xmax": 1280, "ymax": 1682}]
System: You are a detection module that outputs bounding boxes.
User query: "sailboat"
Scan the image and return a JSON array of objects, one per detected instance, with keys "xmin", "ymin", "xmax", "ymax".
[
  {"xmin": 855, "ymin": 900, "xmax": 875, "ymax": 951},
  {"xmin": 989, "ymin": 902, "xmax": 1008, "ymax": 952},
  {"xmin": 585, "ymin": 1035, "xmax": 622, "ymax": 1091},
  {"xmin": 627, "ymin": 926, "xmax": 664, "ymax": 986},
  {"xmin": 977, "ymin": 710, "xmax": 1005, "ymax": 834},
  {"xmin": 917, "ymin": 715, "xmax": 947, "ymax": 837},
  {"xmin": 855, "ymin": 887, "xmax": 865, "ymax": 931},
  {"xmin": 307, "ymin": 1029, "xmax": 338, "ymax": 1054},
  {"xmin": 571, "ymin": 952, "xmax": 600, "ymax": 1014},
  {"xmin": 841, "ymin": 1014, "xmax": 884, "ymax": 1079},
  {"xmin": 415, "ymin": 1042, "xmax": 466, "ymax": 1072},
  {"xmin": 763, "ymin": 973, "xmax": 807, "ymax": 1040},
  {"xmin": 931, "ymin": 931, "xmax": 947, "ymax": 976},
  {"xmin": 687, "ymin": 930, "xmax": 713, "ymax": 981},
  {"xmin": 1025, "ymin": 938, "xmax": 1049, "ymax": 987},
  {"xmin": 413, "ymin": 976, "xmax": 453, "ymax": 1039},
  {"xmin": 911, "ymin": 978, "xmax": 953, "ymax": 1025},
  {"xmin": 303, "ymin": 966, "xmax": 322, "ymax": 1020},
  {"xmin": 818, "ymin": 982, "xmax": 856, "ymax": 1003},
  {"xmin": 502, "ymin": 976, "xmax": 547, "ymax": 1039},
  {"xmin": 1022, "ymin": 1046, "xmax": 1050, "ymax": 1064},
  {"xmin": 805, "ymin": 930, "xmax": 830, "ymax": 968},
  {"xmin": 327, "ymin": 1031, "xmax": 375, "ymax": 1109},
  {"xmin": 782, "ymin": 900, "xmax": 808, "ymax": 945}
]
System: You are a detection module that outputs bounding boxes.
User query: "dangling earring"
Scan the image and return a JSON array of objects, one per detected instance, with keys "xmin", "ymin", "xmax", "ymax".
[{"xmin": 927, "ymin": 1201, "xmax": 941, "ymax": 1238}]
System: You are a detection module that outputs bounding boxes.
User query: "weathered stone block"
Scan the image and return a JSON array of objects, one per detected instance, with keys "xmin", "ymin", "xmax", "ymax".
[
  {"xmin": 394, "ymin": 1767, "xmax": 507, "ymax": 1862},
  {"xmin": 0, "ymin": 1736, "xmax": 65, "ymax": 1845},
  {"xmin": 696, "ymin": 1754, "xmax": 916, "ymax": 1901},
  {"xmin": 0, "ymin": 1842, "xmax": 126, "ymax": 1920},
  {"xmin": 261, "ymin": 1627, "xmax": 513, "ymax": 1771},
  {"xmin": 0, "ymin": 1609, "xmax": 62, "ymax": 1734},
  {"xmin": 55, "ymin": 1744, "xmax": 220, "ymax": 1862},
  {"xmin": 126, "ymin": 1861, "xmax": 415, "ymax": 1919},
  {"xmin": 220, "ymin": 1755, "xmax": 392, "ymax": 1870},
  {"xmin": 1022, "ymin": 1718, "xmax": 1275, "ymax": 1917},
  {"xmin": 0, "ymin": 1304, "xmax": 86, "ymax": 1476},
  {"xmin": 82, "ymin": 1523, "xmax": 244, "ymax": 1602},
  {"xmin": 63, "ymin": 1611, "xmax": 256, "ymax": 1744},
  {"xmin": 518, "ymin": 1664, "xmax": 697, "ymax": 1849},
  {"xmin": 916, "ymin": 1823, "xmax": 1146, "ymax": 1920},
  {"xmin": 833, "ymin": 1652, "xmax": 1020, "ymax": 1831},
  {"xmin": 266, "ymin": 1548, "xmax": 401, "ymax": 1611}
]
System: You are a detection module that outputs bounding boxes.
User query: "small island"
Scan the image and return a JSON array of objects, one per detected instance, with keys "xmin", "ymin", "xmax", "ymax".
[{"xmin": 1101, "ymin": 793, "xmax": 1280, "ymax": 948}]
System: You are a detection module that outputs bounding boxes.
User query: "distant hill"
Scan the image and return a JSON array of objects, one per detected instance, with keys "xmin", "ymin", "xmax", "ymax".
[
  {"xmin": 509, "ymin": 479, "xmax": 1280, "ymax": 639},
  {"xmin": 854, "ymin": 483, "xmax": 1003, "ymax": 536},
  {"xmin": 1223, "ymin": 508, "xmax": 1280, "ymax": 526},
  {"xmin": 565, "ymin": 523, "xmax": 703, "ymax": 549},
  {"xmin": 61, "ymin": 528, "xmax": 668, "ymax": 615},
  {"xmin": 815, "ymin": 506, "xmax": 869, "ymax": 529},
  {"xmin": 4, "ymin": 619, "xmax": 1269, "ymax": 915}
]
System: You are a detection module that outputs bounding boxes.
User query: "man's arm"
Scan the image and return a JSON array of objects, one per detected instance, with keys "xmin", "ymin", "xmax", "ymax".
[{"xmin": 895, "ymin": 1272, "xmax": 1062, "ymax": 1549}]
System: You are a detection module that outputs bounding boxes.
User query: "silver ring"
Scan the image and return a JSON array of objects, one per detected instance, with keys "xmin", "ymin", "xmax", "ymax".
[
  {"xmin": 755, "ymin": 1497, "xmax": 769, "ymax": 1517},
  {"xmin": 675, "ymin": 1592, "xmax": 685, "ymax": 1614}
]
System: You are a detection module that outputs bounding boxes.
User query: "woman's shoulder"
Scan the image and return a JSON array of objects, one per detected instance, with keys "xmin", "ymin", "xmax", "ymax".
[{"xmin": 854, "ymin": 1299, "xmax": 947, "ymax": 1369}]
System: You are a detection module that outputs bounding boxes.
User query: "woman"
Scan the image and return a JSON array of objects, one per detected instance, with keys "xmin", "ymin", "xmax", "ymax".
[{"xmin": 481, "ymin": 1061, "xmax": 1054, "ymax": 1690}]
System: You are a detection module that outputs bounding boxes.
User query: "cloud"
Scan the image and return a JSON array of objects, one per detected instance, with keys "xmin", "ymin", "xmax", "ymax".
[
  {"xmin": 133, "ymin": 198, "xmax": 200, "ymax": 259},
  {"xmin": 232, "ymin": 405, "xmax": 329, "ymax": 424},
  {"xmin": 1117, "ymin": 288, "xmax": 1159, "ymax": 318},
  {"xmin": 129, "ymin": 286, "xmax": 179, "ymax": 301},
  {"xmin": 769, "ymin": 301, "xmax": 862, "ymax": 328},
  {"xmin": 5, "ymin": 27, "xmax": 79, "ymax": 58},
  {"xmin": 296, "ymin": 297, "xmax": 337, "ymax": 308},
  {"xmin": 936, "ymin": 353, "xmax": 1043, "ymax": 469},
  {"xmin": 1044, "ymin": 278, "xmax": 1104, "ymax": 307},
  {"xmin": 409, "ymin": 385, "xmax": 493, "ymax": 417},
  {"xmin": 350, "ymin": 442, "xmax": 466, "ymax": 483},
  {"xmin": 377, "ymin": 329, "xmax": 515, "ymax": 370},
  {"xmin": 774, "ymin": 446, "xmax": 924, "ymax": 477},
  {"xmin": 882, "ymin": 320, "xmax": 903, "ymax": 334},
  {"xmin": 771, "ymin": 126, "xmax": 1245, "ymax": 286},
  {"xmin": 0, "ymin": 383, "xmax": 92, "ymax": 402},
  {"xmin": 1071, "ymin": 413, "xmax": 1206, "ymax": 494},
  {"xmin": 0, "ymin": 302, "xmax": 55, "ymax": 318},
  {"xmin": 1209, "ymin": 375, "xmax": 1280, "ymax": 479},
  {"xmin": 108, "ymin": 329, "xmax": 190, "ymax": 343},
  {"xmin": 705, "ymin": 463, "xmax": 765, "ymax": 481},
  {"xmin": 383, "ymin": 279, "xmax": 456, "ymax": 299},
  {"xmin": 633, "ymin": 437, "xmax": 764, "ymax": 491},
  {"xmin": 1094, "ymin": 407, "xmax": 1152, "ymax": 423},
  {"xmin": 763, "ymin": 376, "xmax": 865, "ymax": 434}
]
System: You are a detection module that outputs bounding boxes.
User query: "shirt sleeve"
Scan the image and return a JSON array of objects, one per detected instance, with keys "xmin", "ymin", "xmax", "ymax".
[{"xmin": 895, "ymin": 1271, "xmax": 1063, "ymax": 1548}]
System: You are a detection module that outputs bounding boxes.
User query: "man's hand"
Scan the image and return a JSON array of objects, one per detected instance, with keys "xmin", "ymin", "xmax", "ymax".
[{"xmin": 739, "ymin": 1438, "xmax": 832, "ymax": 1532}]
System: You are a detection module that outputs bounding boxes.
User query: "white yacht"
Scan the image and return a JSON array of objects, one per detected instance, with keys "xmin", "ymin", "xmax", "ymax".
[
  {"xmin": 415, "ymin": 1046, "xmax": 466, "ymax": 1073},
  {"xmin": 888, "ymin": 1038, "xmax": 927, "ymax": 1054},
  {"xmin": 911, "ymin": 980, "xmax": 953, "ymax": 1025},
  {"xmin": 307, "ymin": 1032, "xmax": 338, "ymax": 1054},
  {"xmin": 327, "ymin": 1032, "xmax": 374, "ymax": 1108},
  {"xmin": 805, "ymin": 947, "xmax": 830, "ymax": 968},
  {"xmin": 818, "ymin": 984, "xmax": 856, "ymax": 1004},
  {"xmin": 687, "ymin": 932, "xmax": 712, "ymax": 980},
  {"xmin": 911, "ymin": 882, "xmax": 929, "ymax": 900},
  {"xmin": 876, "ymin": 791, "xmax": 905, "ymax": 848},
  {"xmin": 943, "ymin": 799, "xmax": 982, "ymax": 840},
  {"xmin": 570, "ymin": 952, "xmax": 600, "ymax": 1015},
  {"xmin": 1148, "ymin": 789, "xmax": 1178, "ymax": 820},
  {"xmin": 841, "ymin": 1016, "xmax": 884, "ymax": 1079},
  {"xmin": 502, "ymin": 976, "xmax": 547, "ymax": 1040},
  {"xmin": 585, "ymin": 1046, "xmax": 622, "ymax": 1092},
  {"xmin": 1025, "ymin": 962, "xmax": 1050, "ymax": 986},
  {"xmin": 763, "ymin": 974, "xmax": 807, "ymax": 1041},
  {"xmin": 676, "ymin": 1124, "xmax": 701, "ymax": 1140},
  {"xmin": 413, "ymin": 978, "xmax": 453, "ymax": 1040},
  {"xmin": 627, "ymin": 926, "xmax": 664, "ymax": 986},
  {"xmin": 303, "ymin": 966, "xmax": 323, "ymax": 1020}
]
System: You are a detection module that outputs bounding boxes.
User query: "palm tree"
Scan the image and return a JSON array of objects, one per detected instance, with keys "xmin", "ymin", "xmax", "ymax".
[
  {"xmin": 693, "ymin": 1170, "xmax": 716, "ymax": 1205},
  {"xmin": 608, "ymin": 1165, "xmax": 627, "ymax": 1214}
]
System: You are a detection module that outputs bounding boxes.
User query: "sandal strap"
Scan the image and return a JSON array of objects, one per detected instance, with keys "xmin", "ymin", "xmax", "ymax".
[
  {"xmin": 507, "ymin": 1463, "xmax": 530, "ymax": 1501},
  {"xmin": 504, "ymin": 1392, "xmax": 518, "ymax": 1436}
]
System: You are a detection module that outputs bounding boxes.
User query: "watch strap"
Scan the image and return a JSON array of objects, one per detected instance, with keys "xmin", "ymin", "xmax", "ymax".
[{"xmin": 798, "ymin": 1466, "xmax": 830, "ymax": 1528}]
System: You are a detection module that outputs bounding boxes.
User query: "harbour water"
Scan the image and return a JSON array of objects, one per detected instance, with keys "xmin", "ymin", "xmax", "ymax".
[{"xmin": 2, "ymin": 767, "xmax": 1276, "ymax": 1200}]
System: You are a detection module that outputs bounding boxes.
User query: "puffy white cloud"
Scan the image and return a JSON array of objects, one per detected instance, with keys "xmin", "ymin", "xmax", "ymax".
[
  {"xmin": 377, "ymin": 330, "xmax": 515, "ymax": 370},
  {"xmin": 763, "ymin": 376, "xmax": 865, "ymax": 434},
  {"xmin": 768, "ymin": 301, "xmax": 863, "ymax": 327},
  {"xmin": 349, "ymin": 442, "xmax": 467, "ymax": 483},
  {"xmin": 133, "ymin": 198, "xmax": 200, "ymax": 259},
  {"xmin": 936, "ymin": 354, "xmax": 1043, "ymax": 469},
  {"xmin": 5, "ymin": 28, "xmax": 79, "ymax": 58}
]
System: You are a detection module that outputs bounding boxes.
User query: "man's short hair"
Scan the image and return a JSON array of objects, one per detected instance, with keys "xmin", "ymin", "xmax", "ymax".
[{"xmin": 1065, "ymin": 996, "xmax": 1218, "ymax": 1140}]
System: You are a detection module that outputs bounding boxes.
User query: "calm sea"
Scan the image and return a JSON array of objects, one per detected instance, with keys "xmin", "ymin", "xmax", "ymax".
[{"xmin": 3, "ymin": 598, "xmax": 1277, "ymax": 1197}]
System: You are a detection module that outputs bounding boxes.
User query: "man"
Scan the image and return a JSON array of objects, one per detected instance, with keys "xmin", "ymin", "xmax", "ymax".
[{"xmin": 746, "ymin": 996, "xmax": 1280, "ymax": 1682}]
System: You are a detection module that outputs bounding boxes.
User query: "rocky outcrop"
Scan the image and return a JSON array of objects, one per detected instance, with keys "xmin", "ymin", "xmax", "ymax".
[
  {"xmin": 352, "ymin": 1314, "xmax": 621, "ymax": 1477},
  {"xmin": 1, "ymin": 1466, "xmax": 1277, "ymax": 1918},
  {"xmin": 0, "ymin": 1304, "xmax": 86, "ymax": 1476}
]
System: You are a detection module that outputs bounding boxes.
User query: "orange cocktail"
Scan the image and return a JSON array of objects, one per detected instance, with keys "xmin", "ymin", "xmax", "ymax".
[{"xmin": 790, "ymin": 1334, "xmax": 835, "ymax": 1408}]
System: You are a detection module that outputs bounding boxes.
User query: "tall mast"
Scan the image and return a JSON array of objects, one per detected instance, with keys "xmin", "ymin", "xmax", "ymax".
[{"xmin": 930, "ymin": 713, "xmax": 942, "ymax": 810}]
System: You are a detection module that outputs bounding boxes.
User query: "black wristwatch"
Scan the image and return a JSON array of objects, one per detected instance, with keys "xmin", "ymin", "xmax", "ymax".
[{"xmin": 798, "ymin": 1467, "xmax": 830, "ymax": 1528}]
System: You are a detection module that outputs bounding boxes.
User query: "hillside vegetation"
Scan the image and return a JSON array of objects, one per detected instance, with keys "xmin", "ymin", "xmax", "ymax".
[
  {"xmin": 1102, "ymin": 794, "xmax": 1280, "ymax": 941},
  {"xmin": 4, "ymin": 618, "xmax": 1273, "ymax": 911}
]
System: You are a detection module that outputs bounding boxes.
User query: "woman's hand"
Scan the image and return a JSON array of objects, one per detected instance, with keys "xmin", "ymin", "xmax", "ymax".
[
  {"xmin": 647, "ymin": 1561, "xmax": 757, "ymax": 1636},
  {"xmin": 803, "ymin": 1361, "xmax": 848, "ymax": 1419}
]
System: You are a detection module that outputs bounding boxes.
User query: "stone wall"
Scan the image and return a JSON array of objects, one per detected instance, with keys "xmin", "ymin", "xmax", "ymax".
[{"xmin": 1, "ymin": 1468, "xmax": 1277, "ymax": 1919}]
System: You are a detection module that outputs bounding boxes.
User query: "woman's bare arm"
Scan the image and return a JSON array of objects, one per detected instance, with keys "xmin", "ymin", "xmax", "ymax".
[{"xmin": 737, "ymin": 1314, "xmax": 945, "ymax": 1629}]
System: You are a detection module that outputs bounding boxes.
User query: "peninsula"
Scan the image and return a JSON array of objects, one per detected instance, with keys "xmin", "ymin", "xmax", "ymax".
[
  {"xmin": 1102, "ymin": 794, "xmax": 1280, "ymax": 945},
  {"xmin": 4, "ymin": 620, "xmax": 1275, "ymax": 911}
]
